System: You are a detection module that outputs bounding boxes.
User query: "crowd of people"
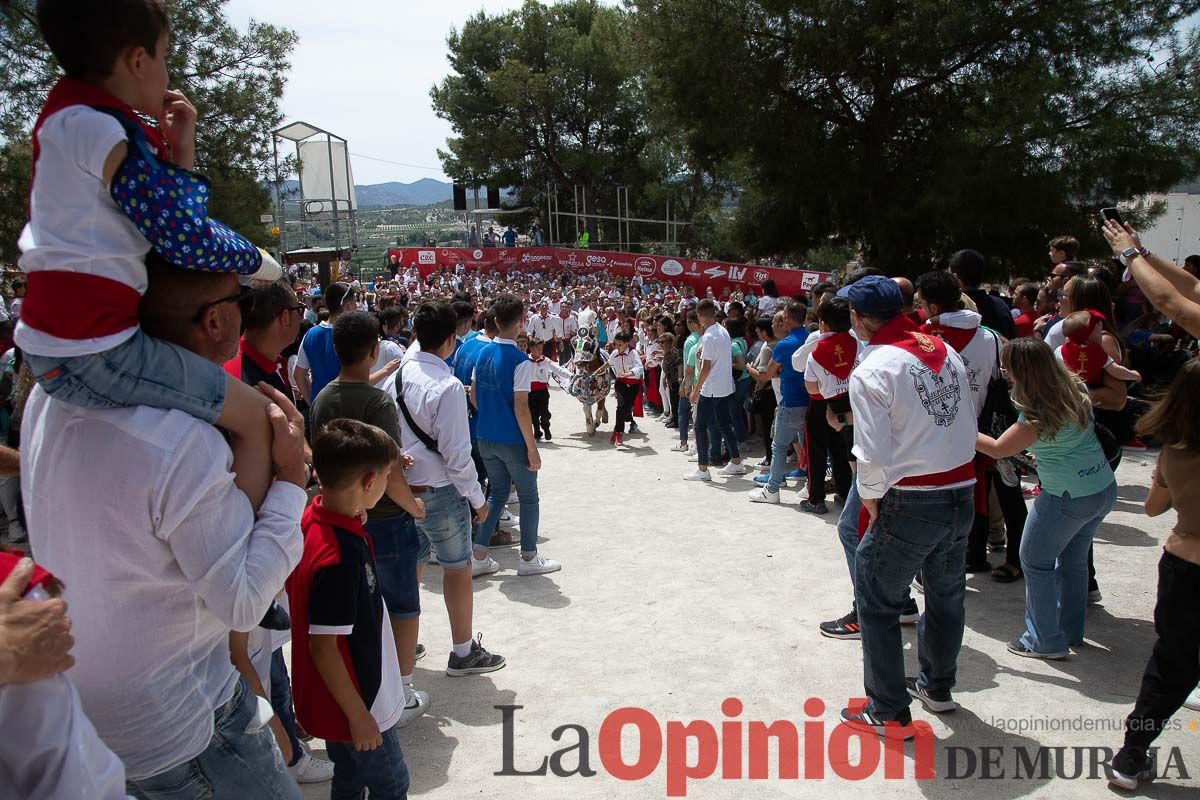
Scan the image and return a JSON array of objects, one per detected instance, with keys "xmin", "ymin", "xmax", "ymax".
[{"xmin": 1, "ymin": 1, "xmax": 1200, "ymax": 798}]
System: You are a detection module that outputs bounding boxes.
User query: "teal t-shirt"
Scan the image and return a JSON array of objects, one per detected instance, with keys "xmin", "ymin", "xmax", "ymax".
[
  {"xmin": 731, "ymin": 337, "xmax": 750, "ymax": 381},
  {"xmin": 1018, "ymin": 412, "xmax": 1114, "ymax": 498},
  {"xmin": 683, "ymin": 331, "xmax": 701, "ymax": 370}
]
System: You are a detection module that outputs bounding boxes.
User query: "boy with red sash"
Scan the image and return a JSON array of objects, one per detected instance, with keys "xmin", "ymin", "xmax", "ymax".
[
  {"xmin": 801, "ymin": 297, "xmax": 859, "ymax": 515},
  {"xmin": 835, "ymin": 276, "xmax": 977, "ymax": 737},
  {"xmin": 1056, "ymin": 310, "xmax": 1141, "ymax": 387}
]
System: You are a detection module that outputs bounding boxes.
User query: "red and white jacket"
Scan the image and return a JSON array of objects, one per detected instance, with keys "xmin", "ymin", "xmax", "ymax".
[
  {"xmin": 851, "ymin": 316, "xmax": 978, "ymax": 500},
  {"xmin": 922, "ymin": 309, "xmax": 997, "ymax": 415},
  {"xmin": 805, "ymin": 331, "xmax": 861, "ymax": 400}
]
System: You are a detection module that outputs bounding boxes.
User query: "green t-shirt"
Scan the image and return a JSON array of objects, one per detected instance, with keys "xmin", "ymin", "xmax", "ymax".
[
  {"xmin": 683, "ymin": 331, "xmax": 701, "ymax": 370},
  {"xmin": 311, "ymin": 380, "xmax": 406, "ymax": 521},
  {"xmin": 731, "ymin": 337, "xmax": 750, "ymax": 382},
  {"xmin": 1018, "ymin": 412, "xmax": 1114, "ymax": 498}
]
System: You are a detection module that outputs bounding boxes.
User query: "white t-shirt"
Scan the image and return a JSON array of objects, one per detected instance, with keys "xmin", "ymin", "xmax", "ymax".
[
  {"xmin": 698, "ymin": 323, "xmax": 736, "ymax": 398},
  {"xmin": 371, "ymin": 339, "xmax": 406, "ymax": 388},
  {"xmin": 1044, "ymin": 319, "xmax": 1067, "ymax": 350},
  {"xmin": 757, "ymin": 295, "xmax": 779, "ymax": 317},
  {"xmin": 17, "ymin": 106, "xmax": 150, "ymax": 358}
]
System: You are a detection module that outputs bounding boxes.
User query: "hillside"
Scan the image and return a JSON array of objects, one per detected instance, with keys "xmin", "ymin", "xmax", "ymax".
[{"xmin": 276, "ymin": 177, "xmax": 453, "ymax": 207}]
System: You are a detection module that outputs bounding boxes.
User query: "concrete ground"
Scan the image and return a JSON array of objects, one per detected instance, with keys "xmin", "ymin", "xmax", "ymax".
[{"xmin": 296, "ymin": 388, "xmax": 1199, "ymax": 799}]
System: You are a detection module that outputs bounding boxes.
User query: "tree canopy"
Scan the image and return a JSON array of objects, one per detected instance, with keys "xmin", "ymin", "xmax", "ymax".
[
  {"xmin": 0, "ymin": 0, "xmax": 297, "ymax": 262},
  {"xmin": 431, "ymin": 0, "xmax": 727, "ymax": 251},
  {"xmin": 634, "ymin": 0, "xmax": 1200, "ymax": 274}
]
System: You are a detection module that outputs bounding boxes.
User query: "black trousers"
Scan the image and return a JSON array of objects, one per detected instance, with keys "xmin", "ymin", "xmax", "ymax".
[
  {"xmin": 614, "ymin": 380, "xmax": 639, "ymax": 433},
  {"xmin": 528, "ymin": 388, "xmax": 551, "ymax": 434},
  {"xmin": 751, "ymin": 387, "xmax": 777, "ymax": 460},
  {"xmin": 1122, "ymin": 551, "xmax": 1200, "ymax": 752},
  {"xmin": 967, "ymin": 469, "xmax": 1028, "ymax": 568},
  {"xmin": 805, "ymin": 398, "xmax": 851, "ymax": 503}
]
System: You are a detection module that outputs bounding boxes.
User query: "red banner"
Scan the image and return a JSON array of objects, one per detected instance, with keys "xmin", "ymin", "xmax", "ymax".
[{"xmin": 384, "ymin": 247, "xmax": 831, "ymax": 297}]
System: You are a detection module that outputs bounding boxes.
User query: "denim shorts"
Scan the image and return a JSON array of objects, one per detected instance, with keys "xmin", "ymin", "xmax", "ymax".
[
  {"xmin": 363, "ymin": 515, "xmax": 421, "ymax": 620},
  {"xmin": 415, "ymin": 485, "xmax": 474, "ymax": 570},
  {"xmin": 25, "ymin": 329, "xmax": 227, "ymax": 424}
]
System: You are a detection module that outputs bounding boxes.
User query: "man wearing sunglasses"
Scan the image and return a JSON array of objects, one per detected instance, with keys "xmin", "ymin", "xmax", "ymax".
[{"xmin": 225, "ymin": 282, "xmax": 304, "ymax": 403}]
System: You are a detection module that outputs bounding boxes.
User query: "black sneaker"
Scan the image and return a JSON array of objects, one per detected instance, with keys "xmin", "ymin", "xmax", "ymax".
[
  {"xmin": 819, "ymin": 607, "xmax": 861, "ymax": 640},
  {"xmin": 1006, "ymin": 638, "xmax": 1068, "ymax": 660},
  {"xmin": 1108, "ymin": 748, "xmax": 1153, "ymax": 790},
  {"xmin": 446, "ymin": 636, "xmax": 506, "ymax": 677},
  {"xmin": 415, "ymin": 643, "xmax": 426, "ymax": 661},
  {"xmin": 905, "ymin": 677, "xmax": 958, "ymax": 713},
  {"xmin": 799, "ymin": 500, "xmax": 829, "ymax": 515},
  {"xmin": 900, "ymin": 597, "xmax": 920, "ymax": 625},
  {"xmin": 534, "ymin": 432, "xmax": 543, "ymax": 441},
  {"xmin": 839, "ymin": 706, "xmax": 916, "ymax": 739},
  {"xmin": 543, "ymin": 430, "xmax": 552, "ymax": 440}
]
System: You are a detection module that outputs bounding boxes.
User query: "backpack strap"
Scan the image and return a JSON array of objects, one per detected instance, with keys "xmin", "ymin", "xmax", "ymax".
[{"xmin": 394, "ymin": 362, "xmax": 440, "ymax": 455}]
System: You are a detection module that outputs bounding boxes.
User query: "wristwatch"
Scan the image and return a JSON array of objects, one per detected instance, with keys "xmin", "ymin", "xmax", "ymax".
[{"xmin": 1121, "ymin": 246, "xmax": 1141, "ymax": 260}]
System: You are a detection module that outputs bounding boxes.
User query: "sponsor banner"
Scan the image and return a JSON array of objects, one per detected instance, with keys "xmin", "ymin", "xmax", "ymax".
[{"xmin": 386, "ymin": 247, "xmax": 830, "ymax": 296}]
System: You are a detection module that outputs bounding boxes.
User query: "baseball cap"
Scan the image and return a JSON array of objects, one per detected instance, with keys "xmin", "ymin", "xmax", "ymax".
[
  {"xmin": 240, "ymin": 248, "xmax": 283, "ymax": 284},
  {"xmin": 837, "ymin": 275, "xmax": 902, "ymax": 319}
]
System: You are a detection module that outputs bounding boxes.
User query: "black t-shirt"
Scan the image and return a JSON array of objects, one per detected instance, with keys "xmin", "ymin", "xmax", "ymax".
[
  {"xmin": 310, "ymin": 381, "xmax": 405, "ymax": 520},
  {"xmin": 966, "ymin": 289, "xmax": 1016, "ymax": 339}
]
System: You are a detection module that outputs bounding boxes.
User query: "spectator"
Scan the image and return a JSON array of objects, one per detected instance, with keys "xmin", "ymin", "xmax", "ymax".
[
  {"xmin": 747, "ymin": 301, "xmax": 809, "ymax": 500},
  {"xmin": 1011, "ymin": 283, "xmax": 1039, "ymax": 337},
  {"xmin": 293, "ymin": 281, "xmax": 357, "ymax": 404},
  {"xmin": 948, "ymin": 249, "xmax": 1016, "ymax": 338},
  {"xmin": 24, "ymin": 261, "xmax": 309, "ymax": 797},
  {"xmin": 502, "ymin": 225, "xmax": 517, "ymax": 247},
  {"xmin": 976, "ymin": 338, "xmax": 1116, "ymax": 659}
]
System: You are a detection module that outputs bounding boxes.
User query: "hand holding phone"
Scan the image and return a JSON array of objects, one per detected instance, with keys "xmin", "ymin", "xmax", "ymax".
[{"xmin": 1101, "ymin": 207, "xmax": 1124, "ymax": 226}]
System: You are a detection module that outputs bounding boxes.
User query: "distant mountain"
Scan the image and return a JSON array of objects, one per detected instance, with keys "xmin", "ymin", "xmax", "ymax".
[{"xmin": 275, "ymin": 178, "xmax": 453, "ymax": 207}]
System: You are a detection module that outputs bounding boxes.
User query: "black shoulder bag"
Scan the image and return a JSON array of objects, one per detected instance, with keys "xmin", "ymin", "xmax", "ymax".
[{"xmin": 394, "ymin": 362, "xmax": 440, "ymax": 455}]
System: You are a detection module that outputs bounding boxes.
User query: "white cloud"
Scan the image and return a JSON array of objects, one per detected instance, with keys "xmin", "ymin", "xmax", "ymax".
[{"xmin": 220, "ymin": 0, "xmax": 531, "ymax": 184}]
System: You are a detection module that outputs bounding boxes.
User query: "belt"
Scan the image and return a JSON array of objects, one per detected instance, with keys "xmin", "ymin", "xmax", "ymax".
[{"xmin": 409, "ymin": 485, "xmax": 428, "ymax": 494}]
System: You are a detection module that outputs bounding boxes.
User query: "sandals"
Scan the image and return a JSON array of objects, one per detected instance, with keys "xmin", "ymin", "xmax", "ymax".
[{"xmin": 991, "ymin": 563, "xmax": 1023, "ymax": 583}]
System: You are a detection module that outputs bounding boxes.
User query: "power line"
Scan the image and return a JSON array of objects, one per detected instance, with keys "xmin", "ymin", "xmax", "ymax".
[{"xmin": 348, "ymin": 152, "xmax": 444, "ymax": 172}]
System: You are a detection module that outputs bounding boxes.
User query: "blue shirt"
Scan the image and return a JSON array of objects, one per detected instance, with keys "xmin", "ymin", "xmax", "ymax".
[
  {"xmin": 299, "ymin": 322, "xmax": 340, "ymax": 401},
  {"xmin": 771, "ymin": 327, "xmax": 811, "ymax": 408},
  {"xmin": 474, "ymin": 341, "xmax": 529, "ymax": 446},
  {"xmin": 502, "ymin": 230, "xmax": 517, "ymax": 247},
  {"xmin": 454, "ymin": 335, "xmax": 491, "ymax": 440}
]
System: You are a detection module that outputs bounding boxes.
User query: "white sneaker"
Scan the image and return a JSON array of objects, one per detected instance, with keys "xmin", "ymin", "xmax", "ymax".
[
  {"xmin": 687, "ymin": 452, "xmax": 700, "ymax": 462},
  {"xmin": 755, "ymin": 458, "xmax": 771, "ymax": 471},
  {"xmin": 1185, "ymin": 686, "xmax": 1200, "ymax": 712},
  {"xmin": 682, "ymin": 469, "xmax": 712, "ymax": 482},
  {"xmin": 517, "ymin": 553, "xmax": 561, "ymax": 576},
  {"xmin": 506, "ymin": 490, "xmax": 519, "ymax": 506},
  {"xmin": 499, "ymin": 509, "xmax": 519, "ymax": 529},
  {"xmin": 397, "ymin": 687, "xmax": 430, "ymax": 728},
  {"xmin": 670, "ymin": 443, "xmax": 689, "ymax": 452},
  {"xmin": 6, "ymin": 520, "xmax": 26, "ymax": 544},
  {"xmin": 719, "ymin": 463, "xmax": 748, "ymax": 476},
  {"xmin": 472, "ymin": 555, "xmax": 500, "ymax": 577},
  {"xmin": 687, "ymin": 444, "xmax": 697, "ymax": 456},
  {"xmin": 289, "ymin": 750, "xmax": 335, "ymax": 783},
  {"xmin": 748, "ymin": 487, "xmax": 780, "ymax": 504}
]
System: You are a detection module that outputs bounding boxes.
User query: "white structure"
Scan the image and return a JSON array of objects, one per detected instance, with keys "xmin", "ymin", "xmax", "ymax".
[{"xmin": 1137, "ymin": 193, "xmax": 1200, "ymax": 264}]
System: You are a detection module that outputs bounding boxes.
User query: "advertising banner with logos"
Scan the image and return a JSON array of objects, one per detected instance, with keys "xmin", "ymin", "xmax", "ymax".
[{"xmin": 385, "ymin": 247, "xmax": 831, "ymax": 296}]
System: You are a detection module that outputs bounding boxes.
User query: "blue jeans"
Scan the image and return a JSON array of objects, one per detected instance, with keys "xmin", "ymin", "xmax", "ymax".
[
  {"xmin": 766, "ymin": 405, "xmax": 808, "ymax": 493},
  {"xmin": 476, "ymin": 440, "xmax": 539, "ymax": 554},
  {"xmin": 1018, "ymin": 481, "xmax": 1117, "ymax": 654},
  {"xmin": 326, "ymin": 727, "xmax": 410, "ymax": 799},
  {"xmin": 364, "ymin": 516, "xmax": 421, "ymax": 620},
  {"xmin": 127, "ymin": 677, "xmax": 301, "ymax": 799},
  {"xmin": 856, "ymin": 487, "xmax": 974, "ymax": 720},
  {"xmin": 415, "ymin": 485, "xmax": 474, "ymax": 569},
  {"xmin": 732, "ymin": 379, "xmax": 752, "ymax": 442},
  {"xmin": 837, "ymin": 480, "xmax": 862, "ymax": 584},
  {"xmin": 694, "ymin": 393, "xmax": 740, "ymax": 466},
  {"xmin": 269, "ymin": 649, "xmax": 302, "ymax": 767},
  {"xmin": 26, "ymin": 328, "xmax": 227, "ymax": 424},
  {"xmin": 676, "ymin": 395, "xmax": 692, "ymax": 444}
]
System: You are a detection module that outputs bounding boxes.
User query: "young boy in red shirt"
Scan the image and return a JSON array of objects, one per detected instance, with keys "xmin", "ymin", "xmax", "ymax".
[{"xmin": 287, "ymin": 419, "xmax": 410, "ymax": 798}]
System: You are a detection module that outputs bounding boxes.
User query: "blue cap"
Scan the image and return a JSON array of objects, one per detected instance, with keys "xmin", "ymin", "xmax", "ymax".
[{"xmin": 836, "ymin": 275, "xmax": 903, "ymax": 319}]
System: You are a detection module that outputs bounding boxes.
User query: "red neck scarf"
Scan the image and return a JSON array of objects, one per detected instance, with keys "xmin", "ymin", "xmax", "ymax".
[
  {"xmin": 810, "ymin": 332, "xmax": 858, "ymax": 380},
  {"xmin": 922, "ymin": 320, "xmax": 978, "ymax": 354},
  {"xmin": 870, "ymin": 315, "xmax": 949, "ymax": 372},
  {"xmin": 31, "ymin": 77, "xmax": 168, "ymax": 211},
  {"xmin": 1061, "ymin": 342, "xmax": 1107, "ymax": 386}
]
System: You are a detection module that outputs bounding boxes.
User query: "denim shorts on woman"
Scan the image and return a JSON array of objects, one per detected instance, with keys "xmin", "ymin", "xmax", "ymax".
[
  {"xmin": 415, "ymin": 485, "xmax": 474, "ymax": 570},
  {"xmin": 363, "ymin": 515, "xmax": 421, "ymax": 620}
]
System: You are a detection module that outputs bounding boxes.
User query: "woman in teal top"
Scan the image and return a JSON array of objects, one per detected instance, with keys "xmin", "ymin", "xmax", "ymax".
[{"xmin": 977, "ymin": 338, "xmax": 1116, "ymax": 660}]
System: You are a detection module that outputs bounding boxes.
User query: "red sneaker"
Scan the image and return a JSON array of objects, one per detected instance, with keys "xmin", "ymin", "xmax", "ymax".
[
  {"xmin": 615, "ymin": 433, "xmax": 624, "ymax": 448},
  {"xmin": 1123, "ymin": 436, "xmax": 1148, "ymax": 450}
]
